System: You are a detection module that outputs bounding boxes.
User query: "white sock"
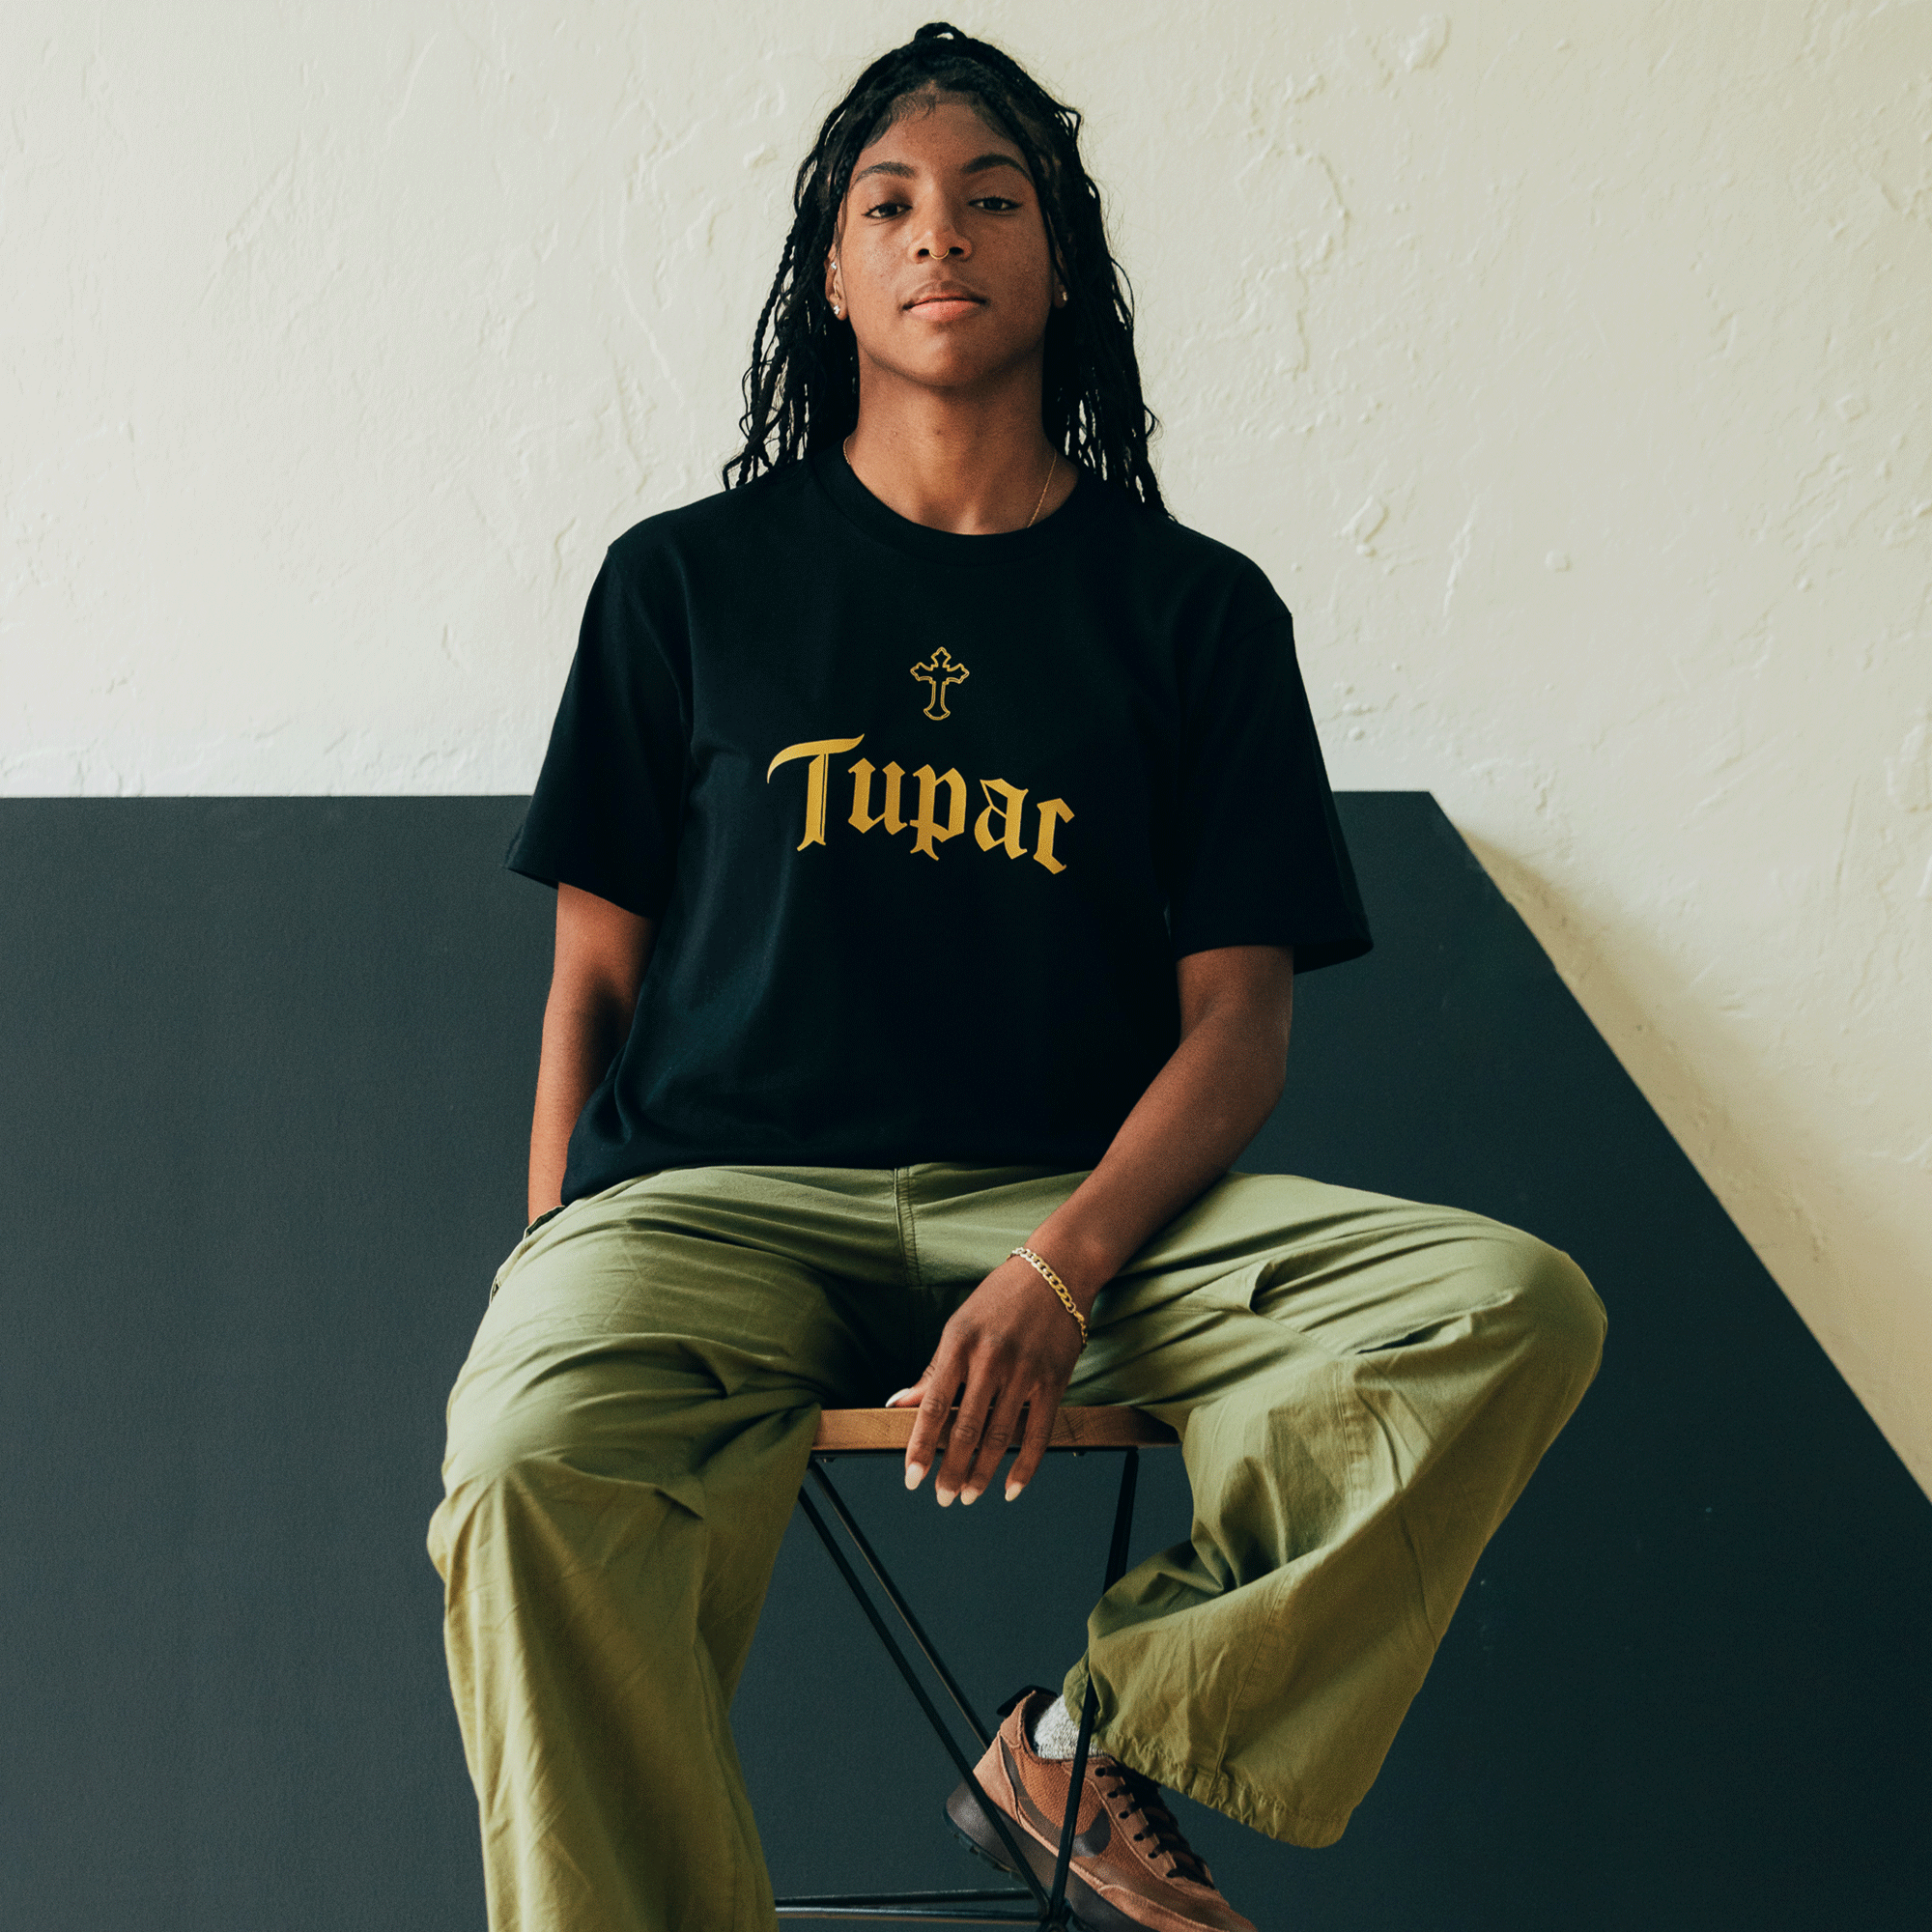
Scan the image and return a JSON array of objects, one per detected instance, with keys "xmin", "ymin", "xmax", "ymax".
[{"xmin": 1030, "ymin": 1693, "xmax": 1085, "ymax": 1761}]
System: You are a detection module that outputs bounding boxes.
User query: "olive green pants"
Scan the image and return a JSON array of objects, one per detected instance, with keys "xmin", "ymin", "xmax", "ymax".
[{"xmin": 428, "ymin": 1162, "xmax": 1604, "ymax": 1932}]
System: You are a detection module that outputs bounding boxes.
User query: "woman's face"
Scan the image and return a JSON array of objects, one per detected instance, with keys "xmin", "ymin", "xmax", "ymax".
[{"xmin": 827, "ymin": 94, "xmax": 1062, "ymax": 401}]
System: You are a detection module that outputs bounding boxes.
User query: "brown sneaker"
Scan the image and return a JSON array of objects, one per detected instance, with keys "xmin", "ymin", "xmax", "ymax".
[{"xmin": 946, "ymin": 1688, "xmax": 1258, "ymax": 1932}]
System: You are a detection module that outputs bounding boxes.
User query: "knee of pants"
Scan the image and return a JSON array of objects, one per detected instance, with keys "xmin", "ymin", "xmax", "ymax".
[
  {"xmin": 440, "ymin": 1394, "xmax": 561, "ymax": 1502},
  {"xmin": 1477, "ymin": 1224, "xmax": 1607, "ymax": 1388},
  {"xmin": 437, "ymin": 1355, "xmax": 690, "ymax": 1504},
  {"xmin": 433, "ymin": 1346, "xmax": 813, "ymax": 1542},
  {"xmin": 428, "ymin": 1371, "xmax": 716, "ymax": 1599}
]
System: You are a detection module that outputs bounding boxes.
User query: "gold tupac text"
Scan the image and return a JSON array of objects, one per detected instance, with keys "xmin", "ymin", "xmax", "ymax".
[{"xmin": 766, "ymin": 735, "xmax": 1073, "ymax": 873}]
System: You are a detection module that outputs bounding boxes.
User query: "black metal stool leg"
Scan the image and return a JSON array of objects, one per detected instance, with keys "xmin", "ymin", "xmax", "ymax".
[
  {"xmin": 779, "ymin": 1444, "xmax": 1147, "ymax": 1926},
  {"xmin": 791, "ymin": 1483, "xmax": 1052, "ymax": 1921},
  {"xmin": 1042, "ymin": 1448, "xmax": 1140, "ymax": 1925},
  {"xmin": 809, "ymin": 1463, "xmax": 993, "ymax": 1748}
]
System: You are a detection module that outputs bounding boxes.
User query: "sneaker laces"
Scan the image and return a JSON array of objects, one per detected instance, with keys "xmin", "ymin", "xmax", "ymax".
[{"xmin": 1094, "ymin": 1762, "xmax": 1213, "ymax": 1887}]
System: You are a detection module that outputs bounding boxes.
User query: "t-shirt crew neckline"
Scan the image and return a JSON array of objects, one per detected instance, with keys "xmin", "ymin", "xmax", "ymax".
[{"xmin": 810, "ymin": 440, "xmax": 1102, "ymax": 564}]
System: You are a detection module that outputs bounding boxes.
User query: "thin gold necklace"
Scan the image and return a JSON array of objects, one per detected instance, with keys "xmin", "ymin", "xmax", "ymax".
[
  {"xmin": 1025, "ymin": 446, "xmax": 1059, "ymax": 528},
  {"xmin": 842, "ymin": 437, "xmax": 1061, "ymax": 529}
]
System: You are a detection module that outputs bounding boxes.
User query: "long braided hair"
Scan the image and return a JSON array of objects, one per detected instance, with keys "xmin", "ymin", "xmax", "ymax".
[{"xmin": 723, "ymin": 21, "xmax": 1164, "ymax": 512}]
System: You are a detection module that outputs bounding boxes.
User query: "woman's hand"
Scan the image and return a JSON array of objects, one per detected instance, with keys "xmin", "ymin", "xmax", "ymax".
[
  {"xmin": 889, "ymin": 947, "xmax": 1297, "ymax": 1508},
  {"xmin": 890, "ymin": 1256, "xmax": 1090, "ymax": 1506}
]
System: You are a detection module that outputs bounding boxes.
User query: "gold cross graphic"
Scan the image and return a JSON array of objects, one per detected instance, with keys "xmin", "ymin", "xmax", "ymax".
[{"xmin": 909, "ymin": 646, "xmax": 971, "ymax": 721}]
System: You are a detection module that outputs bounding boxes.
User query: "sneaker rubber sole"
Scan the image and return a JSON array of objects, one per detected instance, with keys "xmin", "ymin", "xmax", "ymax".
[{"xmin": 946, "ymin": 1776, "xmax": 1144, "ymax": 1932}]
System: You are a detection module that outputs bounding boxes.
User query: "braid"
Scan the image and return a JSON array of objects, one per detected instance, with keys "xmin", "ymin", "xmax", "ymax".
[{"xmin": 724, "ymin": 21, "xmax": 1164, "ymax": 513}]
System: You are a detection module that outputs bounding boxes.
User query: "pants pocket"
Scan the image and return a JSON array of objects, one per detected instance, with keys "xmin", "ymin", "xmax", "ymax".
[{"xmin": 489, "ymin": 1205, "xmax": 570, "ymax": 1304}]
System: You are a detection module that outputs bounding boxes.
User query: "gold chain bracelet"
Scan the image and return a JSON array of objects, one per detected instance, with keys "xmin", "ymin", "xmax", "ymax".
[{"xmin": 1009, "ymin": 1245, "xmax": 1089, "ymax": 1347}]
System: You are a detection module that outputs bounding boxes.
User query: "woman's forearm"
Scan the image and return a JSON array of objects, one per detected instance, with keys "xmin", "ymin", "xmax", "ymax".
[
  {"xmin": 527, "ymin": 887, "xmax": 657, "ymax": 1224},
  {"xmin": 526, "ymin": 985, "xmax": 634, "ymax": 1222},
  {"xmin": 1024, "ymin": 953, "xmax": 1293, "ymax": 1308}
]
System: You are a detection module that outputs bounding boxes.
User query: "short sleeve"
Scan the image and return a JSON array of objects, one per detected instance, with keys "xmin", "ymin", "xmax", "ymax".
[
  {"xmin": 504, "ymin": 550, "xmax": 691, "ymax": 919},
  {"xmin": 1165, "ymin": 606, "xmax": 1372, "ymax": 971}
]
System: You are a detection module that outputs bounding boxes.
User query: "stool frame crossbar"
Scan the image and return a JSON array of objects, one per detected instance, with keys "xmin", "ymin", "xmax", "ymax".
[{"xmin": 774, "ymin": 1434, "xmax": 1147, "ymax": 1927}]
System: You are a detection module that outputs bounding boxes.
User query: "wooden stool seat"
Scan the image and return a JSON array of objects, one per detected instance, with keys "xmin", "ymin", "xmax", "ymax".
[{"xmin": 811, "ymin": 1404, "xmax": 1179, "ymax": 1456}]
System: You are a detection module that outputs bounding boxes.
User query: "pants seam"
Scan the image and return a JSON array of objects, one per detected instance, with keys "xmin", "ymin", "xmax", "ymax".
[{"xmin": 894, "ymin": 1168, "xmax": 925, "ymax": 1289}]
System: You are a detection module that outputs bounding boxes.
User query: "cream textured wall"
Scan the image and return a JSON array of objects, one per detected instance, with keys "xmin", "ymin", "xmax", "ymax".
[{"xmin": 6, "ymin": 4, "xmax": 1928, "ymax": 1483}]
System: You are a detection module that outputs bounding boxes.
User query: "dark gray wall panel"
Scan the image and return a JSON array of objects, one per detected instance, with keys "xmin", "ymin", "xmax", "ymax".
[{"xmin": 1, "ymin": 795, "xmax": 1925, "ymax": 1932}]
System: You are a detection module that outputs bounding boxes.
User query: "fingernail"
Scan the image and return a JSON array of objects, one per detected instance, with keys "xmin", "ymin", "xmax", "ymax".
[
  {"xmin": 1005, "ymin": 1480, "xmax": 1023, "ymax": 1501},
  {"xmin": 886, "ymin": 1388, "xmax": 915, "ymax": 1406},
  {"xmin": 960, "ymin": 1488, "xmax": 980, "ymax": 1506},
  {"xmin": 905, "ymin": 1463, "xmax": 924, "ymax": 1491},
  {"xmin": 937, "ymin": 1487, "xmax": 956, "ymax": 1508}
]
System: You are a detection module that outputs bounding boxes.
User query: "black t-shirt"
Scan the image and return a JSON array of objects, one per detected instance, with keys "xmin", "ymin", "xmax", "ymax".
[{"xmin": 509, "ymin": 446, "xmax": 1371, "ymax": 1201}]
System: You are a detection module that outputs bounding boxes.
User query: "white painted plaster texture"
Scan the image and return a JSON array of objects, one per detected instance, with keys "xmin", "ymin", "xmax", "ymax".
[{"xmin": 5, "ymin": 4, "xmax": 1928, "ymax": 1485}]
